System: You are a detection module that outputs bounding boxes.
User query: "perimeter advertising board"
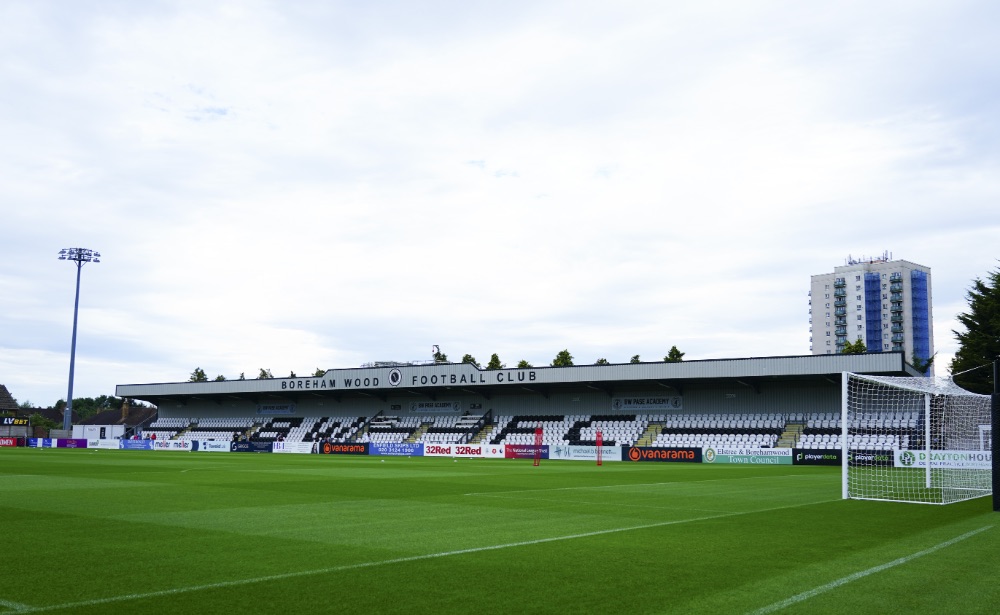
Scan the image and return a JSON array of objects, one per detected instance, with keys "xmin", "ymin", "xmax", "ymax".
[
  {"xmin": 894, "ymin": 449, "xmax": 992, "ymax": 470},
  {"xmin": 231, "ymin": 441, "xmax": 273, "ymax": 453},
  {"xmin": 27, "ymin": 439, "xmax": 88, "ymax": 448},
  {"xmin": 424, "ymin": 444, "xmax": 486, "ymax": 457},
  {"xmin": 271, "ymin": 442, "xmax": 315, "ymax": 454},
  {"xmin": 369, "ymin": 443, "xmax": 424, "ymax": 457},
  {"xmin": 318, "ymin": 442, "xmax": 368, "ymax": 455},
  {"xmin": 87, "ymin": 439, "xmax": 121, "ymax": 450},
  {"xmin": 703, "ymin": 448, "xmax": 792, "ymax": 465},
  {"xmin": 153, "ymin": 440, "xmax": 192, "ymax": 451},
  {"xmin": 119, "ymin": 440, "xmax": 154, "ymax": 450},
  {"xmin": 623, "ymin": 447, "xmax": 701, "ymax": 463},
  {"xmin": 193, "ymin": 440, "xmax": 233, "ymax": 453},
  {"xmin": 0, "ymin": 437, "xmax": 21, "ymax": 447},
  {"xmin": 792, "ymin": 449, "xmax": 842, "ymax": 466},
  {"xmin": 847, "ymin": 449, "xmax": 894, "ymax": 467},
  {"xmin": 549, "ymin": 445, "xmax": 622, "ymax": 462},
  {"xmin": 504, "ymin": 444, "xmax": 549, "ymax": 460}
]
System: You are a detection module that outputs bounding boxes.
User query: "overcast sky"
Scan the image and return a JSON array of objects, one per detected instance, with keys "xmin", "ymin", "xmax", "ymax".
[{"xmin": 2, "ymin": 0, "xmax": 998, "ymax": 407}]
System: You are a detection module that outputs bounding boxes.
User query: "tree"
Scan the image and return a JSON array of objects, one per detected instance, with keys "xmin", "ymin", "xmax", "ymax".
[
  {"xmin": 461, "ymin": 354, "xmax": 480, "ymax": 368},
  {"xmin": 189, "ymin": 367, "xmax": 208, "ymax": 382},
  {"xmin": 289, "ymin": 371, "xmax": 297, "ymax": 378},
  {"xmin": 664, "ymin": 346, "xmax": 685, "ymax": 362},
  {"xmin": 517, "ymin": 359, "xmax": 533, "ymax": 368},
  {"xmin": 30, "ymin": 412, "xmax": 58, "ymax": 432},
  {"xmin": 630, "ymin": 355, "xmax": 641, "ymax": 364},
  {"xmin": 951, "ymin": 267, "xmax": 1000, "ymax": 394},
  {"xmin": 238, "ymin": 372, "xmax": 246, "ymax": 380},
  {"xmin": 551, "ymin": 349, "xmax": 574, "ymax": 367},
  {"xmin": 595, "ymin": 358, "xmax": 610, "ymax": 365},
  {"xmin": 258, "ymin": 368, "xmax": 274, "ymax": 379},
  {"xmin": 840, "ymin": 338, "xmax": 867, "ymax": 354},
  {"xmin": 911, "ymin": 352, "xmax": 936, "ymax": 376},
  {"xmin": 214, "ymin": 374, "xmax": 226, "ymax": 381},
  {"xmin": 486, "ymin": 354, "xmax": 505, "ymax": 370},
  {"xmin": 63, "ymin": 395, "xmax": 120, "ymax": 420},
  {"xmin": 313, "ymin": 368, "xmax": 325, "ymax": 377},
  {"xmin": 433, "ymin": 347, "xmax": 449, "ymax": 363}
]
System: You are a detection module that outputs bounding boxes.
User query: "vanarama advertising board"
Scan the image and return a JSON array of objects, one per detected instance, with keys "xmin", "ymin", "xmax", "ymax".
[
  {"xmin": 622, "ymin": 447, "xmax": 701, "ymax": 463},
  {"xmin": 703, "ymin": 447, "xmax": 792, "ymax": 465}
]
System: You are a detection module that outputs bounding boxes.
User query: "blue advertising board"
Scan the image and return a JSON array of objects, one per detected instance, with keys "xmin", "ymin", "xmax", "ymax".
[{"xmin": 369, "ymin": 442, "xmax": 424, "ymax": 456}]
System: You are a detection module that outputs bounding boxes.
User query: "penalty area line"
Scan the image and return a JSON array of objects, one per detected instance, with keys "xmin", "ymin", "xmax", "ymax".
[
  {"xmin": 745, "ymin": 524, "xmax": 994, "ymax": 615},
  {"xmin": 20, "ymin": 498, "xmax": 835, "ymax": 613}
]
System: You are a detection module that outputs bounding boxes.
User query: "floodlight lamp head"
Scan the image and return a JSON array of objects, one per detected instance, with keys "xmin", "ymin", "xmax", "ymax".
[{"xmin": 58, "ymin": 247, "xmax": 101, "ymax": 264}]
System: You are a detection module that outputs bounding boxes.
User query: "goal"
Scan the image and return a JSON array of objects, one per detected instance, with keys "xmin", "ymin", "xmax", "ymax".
[{"xmin": 842, "ymin": 372, "xmax": 992, "ymax": 504}]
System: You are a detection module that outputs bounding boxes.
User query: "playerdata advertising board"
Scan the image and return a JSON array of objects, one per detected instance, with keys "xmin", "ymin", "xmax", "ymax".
[{"xmin": 791, "ymin": 449, "xmax": 841, "ymax": 465}]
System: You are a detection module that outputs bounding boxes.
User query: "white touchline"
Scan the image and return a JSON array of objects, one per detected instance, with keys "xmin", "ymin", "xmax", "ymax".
[
  {"xmin": 745, "ymin": 525, "xmax": 994, "ymax": 615},
  {"xmin": 0, "ymin": 598, "xmax": 32, "ymax": 612},
  {"xmin": 18, "ymin": 498, "xmax": 837, "ymax": 613}
]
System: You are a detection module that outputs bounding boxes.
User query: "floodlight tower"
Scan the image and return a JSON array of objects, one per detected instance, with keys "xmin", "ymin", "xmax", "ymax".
[{"xmin": 58, "ymin": 248, "xmax": 101, "ymax": 432}]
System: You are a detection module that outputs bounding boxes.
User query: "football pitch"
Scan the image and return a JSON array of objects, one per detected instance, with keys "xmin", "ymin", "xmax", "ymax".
[{"xmin": 1, "ymin": 449, "xmax": 997, "ymax": 614}]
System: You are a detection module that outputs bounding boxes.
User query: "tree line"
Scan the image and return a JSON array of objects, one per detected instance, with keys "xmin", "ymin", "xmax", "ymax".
[
  {"xmin": 10, "ymin": 395, "xmax": 152, "ymax": 423},
  {"xmin": 188, "ymin": 346, "xmax": 688, "ymax": 383}
]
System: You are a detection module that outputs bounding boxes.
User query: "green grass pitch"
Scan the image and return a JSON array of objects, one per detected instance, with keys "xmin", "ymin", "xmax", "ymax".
[{"xmin": 1, "ymin": 448, "xmax": 998, "ymax": 614}]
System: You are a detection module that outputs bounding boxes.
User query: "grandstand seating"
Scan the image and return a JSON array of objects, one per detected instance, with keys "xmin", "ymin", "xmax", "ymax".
[
  {"xmin": 137, "ymin": 410, "xmax": 927, "ymax": 450},
  {"xmin": 795, "ymin": 411, "xmax": 921, "ymax": 450}
]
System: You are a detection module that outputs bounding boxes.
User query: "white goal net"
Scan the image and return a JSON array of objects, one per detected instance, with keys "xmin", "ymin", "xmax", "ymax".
[{"xmin": 842, "ymin": 372, "xmax": 992, "ymax": 505}]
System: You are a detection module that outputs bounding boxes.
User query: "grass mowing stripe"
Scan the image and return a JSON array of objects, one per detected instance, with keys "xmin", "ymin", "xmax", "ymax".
[
  {"xmin": 462, "ymin": 473, "xmax": 826, "ymax": 496},
  {"xmin": 21, "ymin": 497, "xmax": 838, "ymax": 613},
  {"xmin": 745, "ymin": 525, "xmax": 995, "ymax": 615}
]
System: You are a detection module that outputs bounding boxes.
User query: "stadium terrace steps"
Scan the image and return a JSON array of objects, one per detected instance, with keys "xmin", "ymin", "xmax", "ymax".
[
  {"xmin": 777, "ymin": 422, "xmax": 804, "ymax": 448},
  {"xmin": 636, "ymin": 422, "xmax": 664, "ymax": 447},
  {"xmin": 406, "ymin": 422, "xmax": 431, "ymax": 443}
]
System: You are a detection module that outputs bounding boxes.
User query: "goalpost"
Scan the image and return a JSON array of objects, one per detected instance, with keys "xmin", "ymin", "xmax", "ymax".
[{"xmin": 842, "ymin": 372, "xmax": 993, "ymax": 505}]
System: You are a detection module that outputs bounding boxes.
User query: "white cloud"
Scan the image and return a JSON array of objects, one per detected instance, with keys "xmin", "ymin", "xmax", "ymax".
[{"xmin": 2, "ymin": 0, "xmax": 999, "ymax": 405}]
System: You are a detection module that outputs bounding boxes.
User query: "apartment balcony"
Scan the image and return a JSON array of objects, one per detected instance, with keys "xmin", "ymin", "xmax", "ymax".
[
  {"xmin": 891, "ymin": 314, "xmax": 904, "ymax": 323},
  {"xmin": 891, "ymin": 302, "xmax": 903, "ymax": 313},
  {"xmin": 835, "ymin": 308, "xmax": 847, "ymax": 315},
  {"xmin": 890, "ymin": 273, "xmax": 903, "ymax": 282},
  {"xmin": 890, "ymin": 292, "xmax": 903, "ymax": 301},
  {"xmin": 834, "ymin": 279, "xmax": 846, "ymax": 288},
  {"xmin": 891, "ymin": 325, "xmax": 904, "ymax": 333},
  {"xmin": 834, "ymin": 289, "xmax": 846, "ymax": 297},
  {"xmin": 835, "ymin": 327, "xmax": 847, "ymax": 335},
  {"xmin": 835, "ymin": 317, "xmax": 847, "ymax": 326},
  {"xmin": 892, "ymin": 343, "xmax": 904, "ymax": 352},
  {"xmin": 834, "ymin": 299, "xmax": 847, "ymax": 308},
  {"xmin": 892, "ymin": 334, "xmax": 905, "ymax": 343}
]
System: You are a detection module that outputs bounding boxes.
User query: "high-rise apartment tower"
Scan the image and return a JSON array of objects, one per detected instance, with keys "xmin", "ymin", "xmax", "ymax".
[{"xmin": 809, "ymin": 253, "xmax": 932, "ymax": 364}]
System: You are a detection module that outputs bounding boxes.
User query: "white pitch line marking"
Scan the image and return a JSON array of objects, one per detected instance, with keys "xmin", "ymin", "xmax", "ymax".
[
  {"xmin": 20, "ymin": 498, "xmax": 837, "ymax": 613},
  {"xmin": 745, "ymin": 525, "xmax": 994, "ymax": 615},
  {"xmin": 0, "ymin": 597, "xmax": 33, "ymax": 611}
]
